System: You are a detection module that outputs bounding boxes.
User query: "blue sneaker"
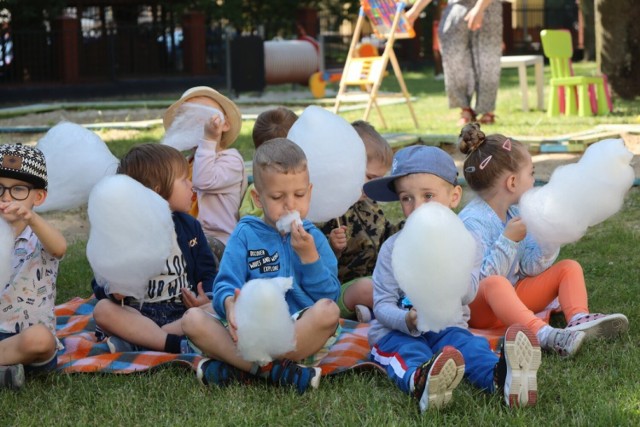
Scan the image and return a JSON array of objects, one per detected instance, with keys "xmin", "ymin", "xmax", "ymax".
[
  {"xmin": 180, "ymin": 338, "xmax": 200, "ymax": 355},
  {"xmin": 0, "ymin": 364, "xmax": 25, "ymax": 390},
  {"xmin": 267, "ymin": 359, "xmax": 321, "ymax": 394},
  {"xmin": 196, "ymin": 358, "xmax": 250, "ymax": 387},
  {"xmin": 106, "ymin": 336, "xmax": 139, "ymax": 353}
]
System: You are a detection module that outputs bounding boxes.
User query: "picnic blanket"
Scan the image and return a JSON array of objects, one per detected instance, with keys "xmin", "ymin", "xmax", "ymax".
[
  {"xmin": 55, "ymin": 297, "xmax": 553, "ymax": 376},
  {"xmin": 54, "ymin": 297, "xmax": 378, "ymax": 376}
]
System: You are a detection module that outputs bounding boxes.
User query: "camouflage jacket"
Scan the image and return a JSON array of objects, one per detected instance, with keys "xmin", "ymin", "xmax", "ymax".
[{"xmin": 319, "ymin": 198, "xmax": 398, "ymax": 284}]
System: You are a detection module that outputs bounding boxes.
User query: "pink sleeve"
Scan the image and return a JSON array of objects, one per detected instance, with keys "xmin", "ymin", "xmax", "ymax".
[{"xmin": 192, "ymin": 140, "xmax": 245, "ymax": 193}]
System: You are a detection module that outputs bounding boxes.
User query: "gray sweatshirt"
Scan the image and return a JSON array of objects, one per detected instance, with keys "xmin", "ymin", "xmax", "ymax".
[{"xmin": 368, "ymin": 232, "xmax": 482, "ymax": 346}]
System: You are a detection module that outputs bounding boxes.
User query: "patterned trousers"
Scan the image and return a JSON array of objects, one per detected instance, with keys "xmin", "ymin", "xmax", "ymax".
[{"xmin": 438, "ymin": 0, "xmax": 503, "ymax": 115}]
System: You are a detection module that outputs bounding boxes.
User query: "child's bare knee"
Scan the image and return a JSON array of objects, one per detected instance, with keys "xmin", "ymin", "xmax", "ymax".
[
  {"xmin": 20, "ymin": 325, "xmax": 56, "ymax": 357},
  {"xmin": 313, "ymin": 299, "xmax": 340, "ymax": 328},
  {"xmin": 181, "ymin": 307, "xmax": 209, "ymax": 336}
]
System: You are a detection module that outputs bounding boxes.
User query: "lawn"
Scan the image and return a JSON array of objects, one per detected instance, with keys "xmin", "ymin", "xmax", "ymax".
[{"xmin": 1, "ymin": 63, "xmax": 639, "ymax": 426}]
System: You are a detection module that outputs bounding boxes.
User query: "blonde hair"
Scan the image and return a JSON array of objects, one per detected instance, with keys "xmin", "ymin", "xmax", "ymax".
[
  {"xmin": 252, "ymin": 138, "xmax": 307, "ymax": 191},
  {"xmin": 117, "ymin": 144, "xmax": 189, "ymax": 200},
  {"xmin": 352, "ymin": 120, "xmax": 393, "ymax": 169}
]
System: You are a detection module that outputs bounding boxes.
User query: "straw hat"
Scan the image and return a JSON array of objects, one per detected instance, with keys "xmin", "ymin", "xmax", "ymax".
[{"xmin": 163, "ymin": 86, "xmax": 242, "ymax": 149}]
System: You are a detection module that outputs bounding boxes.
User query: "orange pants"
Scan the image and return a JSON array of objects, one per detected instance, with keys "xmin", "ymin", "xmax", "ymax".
[{"xmin": 469, "ymin": 259, "xmax": 589, "ymax": 334}]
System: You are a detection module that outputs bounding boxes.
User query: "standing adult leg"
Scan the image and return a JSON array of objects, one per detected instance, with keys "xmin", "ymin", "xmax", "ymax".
[
  {"xmin": 439, "ymin": 2, "xmax": 474, "ymax": 111},
  {"xmin": 472, "ymin": 0, "xmax": 503, "ymax": 117}
]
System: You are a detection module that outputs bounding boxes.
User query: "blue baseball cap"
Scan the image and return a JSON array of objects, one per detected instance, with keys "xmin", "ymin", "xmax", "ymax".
[{"xmin": 363, "ymin": 145, "xmax": 458, "ymax": 201}]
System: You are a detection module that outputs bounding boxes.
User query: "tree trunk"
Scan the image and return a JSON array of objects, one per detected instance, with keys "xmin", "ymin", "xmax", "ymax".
[{"xmin": 597, "ymin": 0, "xmax": 640, "ymax": 100}]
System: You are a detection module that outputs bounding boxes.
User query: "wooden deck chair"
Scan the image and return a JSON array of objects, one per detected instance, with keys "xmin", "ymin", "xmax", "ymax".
[
  {"xmin": 540, "ymin": 29, "xmax": 612, "ymax": 117},
  {"xmin": 333, "ymin": 0, "xmax": 419, "ymax": 129}
]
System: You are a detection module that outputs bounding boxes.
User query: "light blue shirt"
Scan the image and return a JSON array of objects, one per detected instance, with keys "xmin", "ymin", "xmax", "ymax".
[{"xmin": 458, "ymin": 197, "xmax": 560, "ymax": 286}]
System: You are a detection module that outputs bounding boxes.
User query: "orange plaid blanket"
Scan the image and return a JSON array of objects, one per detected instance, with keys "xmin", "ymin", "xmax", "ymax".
[
  {"xmin": 54, "ymin": 297, "xmax": 376, "ymax": 376},
  {"xmin": 54, "ymin": 297, "xmax": 553, "ymax": 376}
]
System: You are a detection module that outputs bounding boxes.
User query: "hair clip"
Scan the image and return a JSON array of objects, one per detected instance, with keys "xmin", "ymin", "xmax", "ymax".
[
  {"xmin": 479, "ymin": 155, "xmax": 492, "ymax": 170},
  {"xmin": 502, "ymin": 138, "xmax": 512, "ymax": 151},
  {"xmin": 464, "ymin": 166, "xmax": 476, "ymax": 173}
]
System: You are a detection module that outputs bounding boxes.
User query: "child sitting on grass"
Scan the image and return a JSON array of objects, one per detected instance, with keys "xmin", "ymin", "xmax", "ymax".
[
  {"xmin": 239, "ymin": 106, "xmax": 298, "ymax": 218},
  {"xmin": 163, "ymin": 86, "xmax": 247, "ymax": 261},
  {"xmin": 181, "ymin": 138, "xmax": 341, "ymax": 394},
  {"xmin": 457, "ymin": 123, "xmax": 628, "ymax": 357},
  {"xmin": 0, "ymin": 144, "xmax": 67, "ymax": 390},
  {"xmin": 91, "ymin": 144, "xmax": 217, "ymax": 354},
  {"xmin": 364, "ymin": 145, "xmax": 541, "ymax": 412},
  {"xmin": 320, "ymin": 120, "xmax": 396, "ymax": 322}
]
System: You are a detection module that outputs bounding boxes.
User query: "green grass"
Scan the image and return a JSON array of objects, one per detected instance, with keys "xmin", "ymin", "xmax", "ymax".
[
  {"xmin": 3, "ymin": 189, "xmax": 640, "ymax": 425},
  {"xmin": 2, "ymin": 64, "xmax": 640, "ymax": 425}
]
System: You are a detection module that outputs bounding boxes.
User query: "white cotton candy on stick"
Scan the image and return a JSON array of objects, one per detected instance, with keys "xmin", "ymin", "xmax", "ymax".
[
  {"xmin": 162, "ymin": 103, "xmax": 224, "ymax": 152},
  {"xmin": 235, "ymin": 277, "xmax": 296, "ymax": 365},
  {"xmin": 35, "ymin": 122, "xmax": 119, "ymax": 212},
  {"xmin": 86, "ymin": 175, "xmax": 174, "ymax": 300},
  {"xmin": 392, "ymin": 203, "xmax": 476, "ymax": 333},
  {"xmin": 287, "ymin": 105, "xmax": 366, "ymax": 222},
  {"xmin": 0, "ymin": 217, "xmax": 13, "ymax": 287},
  {"xmin": 520, "ymin": 139, "xmax": 634, "ymax": 247},
  {"xmin": 275, "ymin": 210, "xmax": 302, "ymax": 234}
]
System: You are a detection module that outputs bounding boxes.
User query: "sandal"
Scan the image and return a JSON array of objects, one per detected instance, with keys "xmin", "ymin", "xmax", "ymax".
[
  {"xmin": 478, "ymin": 112, "xmax": 496, "ymax": 124},
  {"xmin": 457, "ymin": 107, "xmax": 476, "ymax": 126}
]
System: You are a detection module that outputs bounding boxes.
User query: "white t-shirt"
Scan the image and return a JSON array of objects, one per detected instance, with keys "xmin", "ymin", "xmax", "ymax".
[{"xmin": 141, "ymin": 235, "xmax": 189, "ymax": 304}]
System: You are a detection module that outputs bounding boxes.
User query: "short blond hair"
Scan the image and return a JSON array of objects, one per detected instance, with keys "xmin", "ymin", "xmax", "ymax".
[{"xmin": 252, "ymin": 138, "xmax": 307, "ymax": 191}]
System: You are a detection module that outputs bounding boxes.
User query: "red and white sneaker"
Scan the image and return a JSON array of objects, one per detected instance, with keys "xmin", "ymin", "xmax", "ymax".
[
  {"xmin": 566, "ymin": 313, "xmax": 629, "ymax": 340},
  {"xmin": 497, "ymin": 324, "xmax": 542, "ymax": 407},
  {"xmin": 413, "ymin": 345, "xmax": 465, "ymax": 412}
]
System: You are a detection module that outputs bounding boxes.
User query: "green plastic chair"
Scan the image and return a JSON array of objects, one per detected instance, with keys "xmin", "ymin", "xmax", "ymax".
[{"xmin": 540, "ymin": 29, "xmax": 612, "ymax": 117}]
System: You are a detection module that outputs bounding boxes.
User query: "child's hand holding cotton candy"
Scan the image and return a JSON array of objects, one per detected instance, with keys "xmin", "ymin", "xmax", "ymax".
[
  {"xmin": 276, "ymin": 210, "xmax": 302, "ymax": 235},
  {"xmin": 392, "ymin": 203, "xmax": 476, "ymax": 333}
]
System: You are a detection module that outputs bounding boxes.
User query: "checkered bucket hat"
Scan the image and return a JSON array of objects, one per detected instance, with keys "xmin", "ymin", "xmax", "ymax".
[{"xmin": 0, "ymin": 144, "xmax": 48, "ymax": 189}]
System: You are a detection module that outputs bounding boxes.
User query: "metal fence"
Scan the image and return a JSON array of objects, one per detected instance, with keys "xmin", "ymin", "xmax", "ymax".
[
  {"xmin": 0, "ymin": 21, "xmax": 228, "ymax": 85},
  {"xmin": 1, "ymin": 6, "xmax": 579, "ymax": 87}
]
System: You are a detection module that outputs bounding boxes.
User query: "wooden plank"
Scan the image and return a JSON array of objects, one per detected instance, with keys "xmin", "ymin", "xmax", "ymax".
[
  {"xmin": 382, "ymin": 133, "xmax": 420, "ymax": 151},
  {"xmin": 595, "ymin": 124, "xmax": 640, "ymax": 133}
]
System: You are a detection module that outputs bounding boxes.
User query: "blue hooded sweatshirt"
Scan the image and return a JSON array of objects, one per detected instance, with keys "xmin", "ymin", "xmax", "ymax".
[{"xmin": 213, "ymin": 216, "xmax": 340, "ymax": 319}]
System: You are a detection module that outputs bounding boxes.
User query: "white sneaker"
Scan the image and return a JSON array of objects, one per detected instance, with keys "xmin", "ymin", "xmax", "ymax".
[
  {"xmin": 414, "ymin": 346, "xmax": 465, "ymax": 412},
  {"xmin": 500, "ymin": 325, "xmax": 542, "ymax": 407},
  {"xmin": 542, "ymin": 328, "xmax": 586, "ymax": 358},
  {"xmin": 566, "ymin": 313, "xmax": 629, "ymax": 340}
]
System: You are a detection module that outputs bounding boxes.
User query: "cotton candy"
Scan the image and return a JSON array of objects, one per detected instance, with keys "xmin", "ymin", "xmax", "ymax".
[
  {"xmin": 287, "ymin": 106, "xmax": 366, "ymax": 222},
  {"xmin": 235, "ymin": 277, "xmax": 296, "ymax": 365},
  {"xmin": 162, "ymin": 103, "xmax": 224, "ymax": 152},
  {"xmin": 35, "ymin": 121, "xmax": 119, "ymax": 212},
  {"xmin": 275, "ymin": 210, "xmax": 302, "ymax": 234},
  {"xmin": 520, "ymin": 139, "xmax": 634, "ymax": 247},
  {"xmin": 0, "ymin": 217, "xmax": 12, "ymax": 287},
  {"xmin": 392, "ymin": 203, "xmax": 476, "ymax": 333},
  {"xmin": 86, "ymin": 175, "xmax": 174, "ymax": 300}
]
